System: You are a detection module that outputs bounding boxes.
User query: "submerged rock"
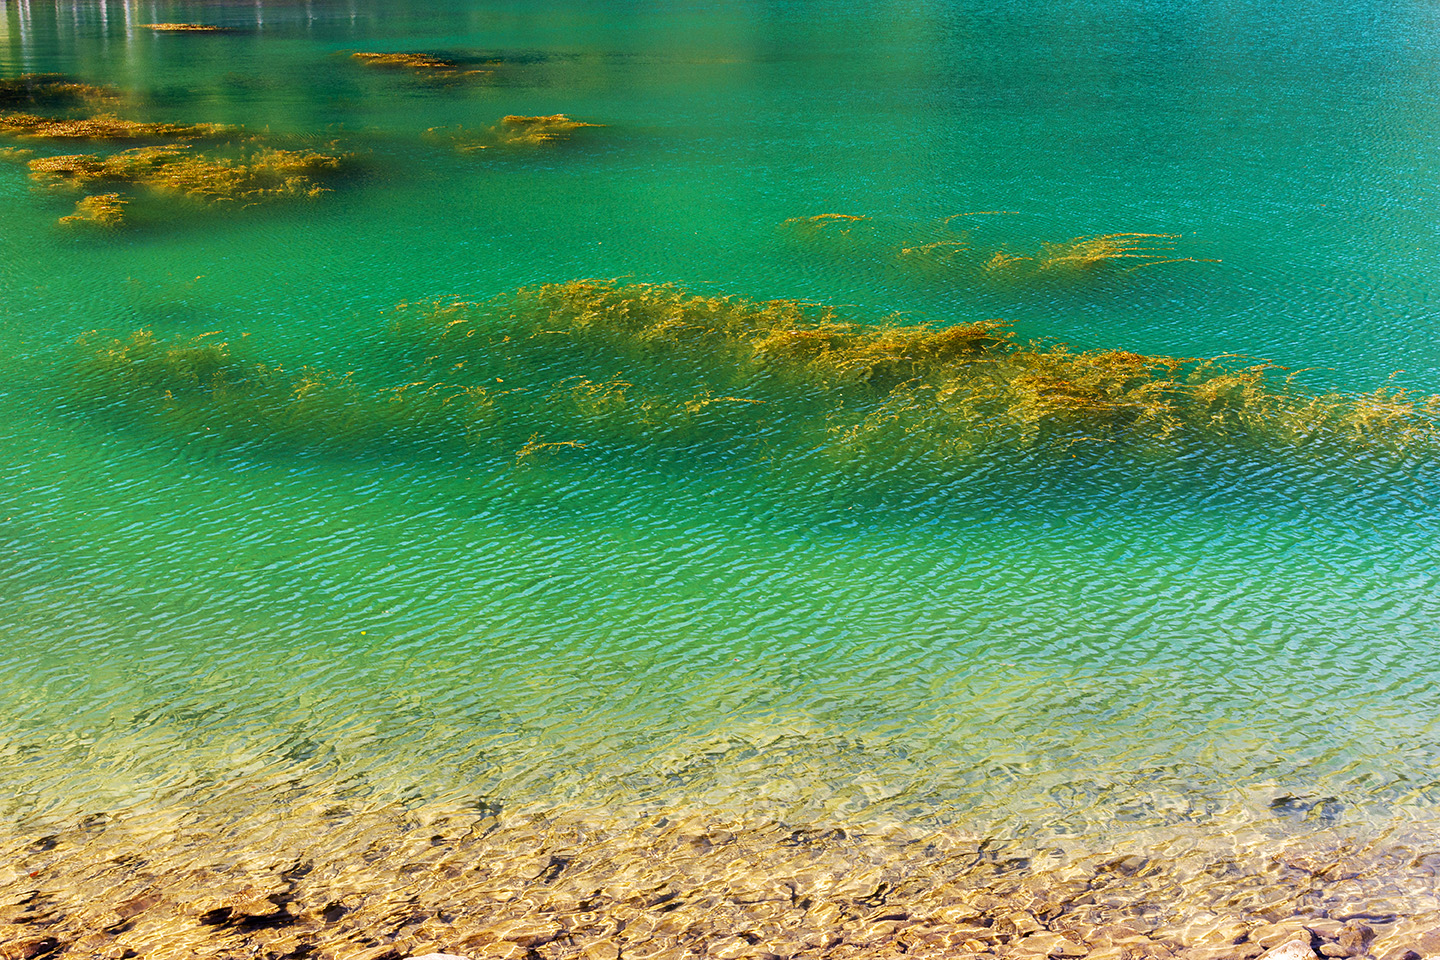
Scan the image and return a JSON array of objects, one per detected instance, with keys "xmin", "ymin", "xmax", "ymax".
[{"xmin": 1261, "ymin": 938, "xmax": 1320, "ymax": 960}]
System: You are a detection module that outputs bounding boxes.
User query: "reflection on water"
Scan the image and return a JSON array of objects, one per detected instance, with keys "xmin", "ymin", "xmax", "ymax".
[{"xmin": 3, "ymin": 2, "xmax": 1440, "ymax": 946}]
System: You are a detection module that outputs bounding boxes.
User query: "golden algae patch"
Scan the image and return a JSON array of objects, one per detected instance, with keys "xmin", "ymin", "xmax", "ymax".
[
  {"xmin": 58, "ymin": 192, "xmax": 127, "ymax": 227},
  {"xmin": 426, "ymin": 114, "xmax": 605, "ymax": 154},
  {"xmin": 985, "ymin": 250, "xmax": 1034, "ymax": 271},
  {"xmin": 0, "ymin": 73, "xmax": 118, "ymax": 109},
  {"xmin": 778, "ymin": 212, "xmax": 880, "ymax": 254},
  {"xmin": 395, "ymin": 280, "xmax": 1440, "ymax": 455},
  {"xmin": 1036, "ymin": 231, "xmax": 1182, "ymax": 269},
  {"xmin": 896, "ymin": 238, "xmax": 972, "ymax": 274},
  {"xmin": 350, "ymin": 51, "xmax": 497, "ymax": 85},
  {"xmin": 28, "ymin": 143, "xmax": 351, "ymax": 223},
  {"xmin": 515, "ymin": 433, "xmax": 588, "ymax": 458},
  {"xmin": 352, "ymin": 51, "xmax": 458, "ymax": 69},
  {"xmin": 781, "ymin": 212, "xmax": 1222, "ymax": 283},
  {"xmin": 499, "ymin": 113, "xmax": 605, "ymax": 144},
  {"xmin": 5, "ymin": 789, "xmax": 1440, "ymax": 960},
  {"xmin": 74, "ymin": 330, "xmax": 492, "ymax": 449},
  {"xmin": 142, "ymin": 22, "xmax": 232, "ymax": 32},
  {"xmin": 929, "ymin": 231, "xmax": 1221, "ymax": 278},
  {"xmin": 781, "ymin": 212, "xmax": 871, "ymax": 234},
  {"xmin": 0, "ymin": 111, "xmax": 235, "ymax": 141},
  {"xmin": 72, "ymin": 282, "xmax": 1440, "ymax": 463}
]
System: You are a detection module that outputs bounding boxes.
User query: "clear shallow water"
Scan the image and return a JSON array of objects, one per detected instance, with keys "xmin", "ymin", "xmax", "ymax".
[{"xmin": 2, "ymin": 0, "xmax": 1440, "ymax": 847}]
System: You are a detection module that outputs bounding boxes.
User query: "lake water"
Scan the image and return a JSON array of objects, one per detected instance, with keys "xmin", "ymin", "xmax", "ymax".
[{"xmin": 4, "ymin": 0, "xmax": 1440, "ymax": 926}]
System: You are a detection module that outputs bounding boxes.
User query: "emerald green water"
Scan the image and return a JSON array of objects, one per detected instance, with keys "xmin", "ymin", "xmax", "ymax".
[{"xmin": 3, "ymin": 0, "xmax": 1440, "ymax": 843}]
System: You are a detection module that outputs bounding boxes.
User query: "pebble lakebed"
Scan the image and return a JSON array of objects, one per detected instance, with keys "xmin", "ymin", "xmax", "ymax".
[{"xmin": 4, "ymin": 790, "xmax": 1440, "ymax": 960}]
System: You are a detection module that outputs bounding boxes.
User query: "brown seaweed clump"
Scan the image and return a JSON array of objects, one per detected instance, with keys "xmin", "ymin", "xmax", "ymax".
[
  {"xmin": 72, "ymin": 282, "xmax": 1440, "ymax": 465},
  {"xmin": 28, "ymin": 144, "xmax": 348, "ymax": 220},
  {"xmin": 905, "ymin": 232, "xmax": 1221, "ymax": 278},
  {"xmin": 498, "ymin": 114, "xmax": 604, "ymax": 144},
  {"xmin": 896, "ymin": 239, "xmax": 971, "ymax": 273},
  {"xmin": 395, "ymin": 280, "xmax": 1440, "ymax": 457},
  {"xmin": 352, "ymin": 51, "xmax": 456, "ymax": 70},
  {"xmin": 778, "ymin": 213, "xmax": 876, "ymax": 247},
  {"xmin": 350, "ymin": 51, "xmax": 496, "ymax": 81},
  {"xmin": 778, "ymin": 212, "xmax": 1221, "ymax": 281},
  {"xmin": 75, "ymin": 330, "xmax": 491, "ymax": 449},
  {"xmin": 1034, "ymin": 232, "xmax": 1214, "ymax": 271},
  {"xmin": 58, "ymin": 192, "xmax": 126, "ymax": 227},
  {"xmin": 142, "ymin": 22, "xmax": 232, "ymax": 32},
  {"xmin": 0, "ymin": 111, "xmax": 235, "ymax": 141},
  {"xmin": 0, "ymin": 73, "xmax": 118, "ymax": 109},
  {"xmin": 781, "ymin": 213, "xmax": 870, "ymax": 232},
  {"xmin": 426, "ymin": 114, "xmax": 605, "ymax": 154}
]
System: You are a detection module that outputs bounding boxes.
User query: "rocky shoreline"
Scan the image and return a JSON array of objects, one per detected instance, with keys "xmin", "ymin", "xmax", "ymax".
[{"xmin": 3, "ymin": 795, "xmax": 1440, "ymax": 960}]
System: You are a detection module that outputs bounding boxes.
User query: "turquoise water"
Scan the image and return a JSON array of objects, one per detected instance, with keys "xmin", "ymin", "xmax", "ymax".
[{"xmin": 3, "ymin": 0, "xmax": 1440, "ymax": 844}]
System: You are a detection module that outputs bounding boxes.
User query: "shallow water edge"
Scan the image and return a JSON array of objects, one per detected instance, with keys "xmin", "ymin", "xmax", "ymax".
[{"xmin": 6, "ymin": 787, "xmax": 1440, "ymax": 960}]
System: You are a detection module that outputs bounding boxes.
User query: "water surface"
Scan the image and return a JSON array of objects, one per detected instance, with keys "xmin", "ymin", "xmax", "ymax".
[{"xmin": 3, "ymin": 0, "xmax": 1440, "ymax": 854}]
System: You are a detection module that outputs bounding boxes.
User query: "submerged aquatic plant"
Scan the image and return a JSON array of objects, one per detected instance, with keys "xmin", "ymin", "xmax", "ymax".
[
  {"xmin": 943, "ymin": 232, "xmax": 1220, "ymax": 277},
  {"xmin": 353, "ymin": 51, "xmax": 456, "ymax": 69},
  {"xmin": 498, "ymin": 114, "xmax": 604, "ymax": 144},
  {"xmin": 73, "ymin": 282, "xmax": 1440, "ymax": 467},
  {"xmin": 0, "ymin": 112, "xmax": 235, "ymax": 141},
  {"xmin": 350, "ymin": 51, "xmax": 499, "ymax": 88},
  {"xmin": 349, "ymin": 51, "xmax": 493, "ymax": 78},
  {"xmin": 426, "ymin": 115, "xmax": 605, "ymax": 154},
  {"xmin": 1036, "ymin": 232, "xmax": 1201, "ymax": 270},
  {"xmin": 777, "ymin": 213, "xmax": 877, "ymax": 250},
  {"xmin": 28, "ymin": 144, "xmax": 349, "ymax": 221},
  {"xmin": 75, "ymin": 330, "xmax": 492, "ymax": 450},
  {"xmin": 142, "ymin": 23, "xmax": 231, "ymax": 32},
  {"xmin": 396, "ymin": 280, "xmax": 1440, "ymax": 457},
  {"xmin": 896, "ymin": 239, "xmax": 971, "ymax": 273},
  {"xmin": 0, "ymin": 73, "xmax": 117, "ymax": 109},
  {"xmin": 59, "ymin": 192, "xmax": 127, "ymax": 227},
  {"xmin": 782, "ymin": 211, "xmax": 1222, "ymax": 283},
  {"xmin": 515, "ymin": 434, "xmax": 587, "ymax": 458},
  {"xmin": 780, "ymin": 213, "xmax": 870, "ymax": 233}
]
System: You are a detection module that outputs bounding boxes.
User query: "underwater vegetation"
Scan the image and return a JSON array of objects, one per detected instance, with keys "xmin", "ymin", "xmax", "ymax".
[
  {"xmin": 352, "ymin": 52, "xmax": 457, "ymax": 70},
  {"xmin": 72, "ymin": 282, "xmax": 1440, "ymax": 468},
  {"xmin": 425, "ymin": 114, "xmax": 605, "ymax": 153},
  {"xmin": 350, "ymin": 51, "xmax": 494, "ymax": 80},
  {"xmin": 59, "ymin": 192, "xmax": 126, "ymax": 228},
  {"xmin": 20, "ymin": 143, "xmax": 350, "ymax": 225},
  {"xmin": 0, "ymin": 73, "xmax": 117, "ymax": 109},
  {"xmin": 0, "ymin": 112, "xmax": 235, "ymax": 141},
  {"xmin": 396, "ymin": 280, "xmax": 1440, "ymax": 453},
  {"xmin": 0, "ymin": 73, "xmax": 355, "ymax": 227},
  {"xmin": 0, "ymin": 71, "xmax": 231, "ymax": 144},
  {"xmin": 142, "ymin": 23, "xmax": 232, "ymax": 33},
  {"xmin": 500, "ymin": 114, "xmax": 604, "ymax": 144},
  {"xmin": 74, "ymin": 330, "xmax": 493, "ymax": 451},
  {"xmin": 780, "ymin": 213, "xmax": 870, "ymax": 234},
  {"xmin": 781, "ymin": 213, "xmax": 1221, "ymax": 283},
  {"xmin": 1031, "ymin": 232, "xmax": 1195, "ymax": 270},
  {"xmin": 28, "ymin": 144, "xmax": 343, "ymax": 198},
  {"xmin": 0, "ymin": 87, "xmax": 318, "ymax": 225},
  {"xmin": 0, "ymin": 67, "xmax": 600, "ymax": 231}
]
